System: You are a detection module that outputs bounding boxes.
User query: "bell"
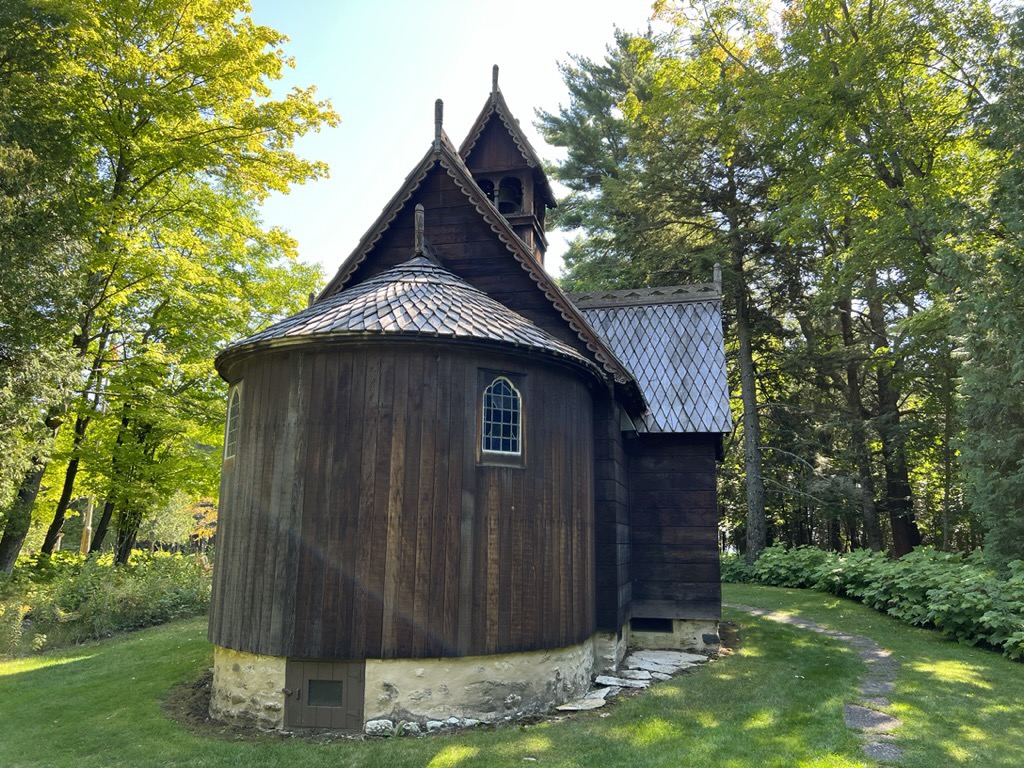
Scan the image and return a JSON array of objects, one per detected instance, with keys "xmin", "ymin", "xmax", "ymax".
[{"xmin": 497, "ymin": 177, "xmax": 521, "ymax": 214}]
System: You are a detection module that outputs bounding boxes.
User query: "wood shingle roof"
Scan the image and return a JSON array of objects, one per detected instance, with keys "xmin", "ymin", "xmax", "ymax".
[{"xmin": 218, "ymin": 257, "xmax": 597, "ymax": 374}]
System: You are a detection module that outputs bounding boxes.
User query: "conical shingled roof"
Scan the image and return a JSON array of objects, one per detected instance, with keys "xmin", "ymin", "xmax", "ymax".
[{"xmin": 217, "ymin": 256, "xmax": 596, "ymax": 371}]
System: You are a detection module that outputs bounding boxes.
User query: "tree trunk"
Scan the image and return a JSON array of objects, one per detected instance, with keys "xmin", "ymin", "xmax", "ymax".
[
  {"xmin": 89, "ymin": 499, "xmax": 115, "ymax": 554},
  {"xmin": 0, "ymin": 462, "xmax": 47, "ymax": 573},
  {"xmin": 79, "ymin": 496, "xmax": 94, "ymax": 554},
  {"xmin": 0, "ymin": 412, "xmax": 65, "ymax": 572},
  {"xmin": 736, "ymin": 276, "xmax": 767, "ymax": 563},
  {"xmin": 866, "ymin": 282, "xmax": 921, "ymax": 556},
  {"xmin": 90, "ymin": 403, "xmax": 133, "ymax": 555},
  {"xmin": 41, "ymin": 330, "xmax": 108, "ymax": 555},
  {"xmin": 41, "ymin": 413, "xmax": 91, "ymax": 554},
  {"xmin": 114, "ymin": 512, "xmax": 138, "ymax": 565},
  {"xmin": 836, "ymin": 297, "xmax": 884, "ymax": 551}
]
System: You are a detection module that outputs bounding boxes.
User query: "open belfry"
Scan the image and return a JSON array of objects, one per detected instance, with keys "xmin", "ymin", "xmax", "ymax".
[{"xmin": 208, "ymin": 68, "xmax": 730, "ymax": 731}]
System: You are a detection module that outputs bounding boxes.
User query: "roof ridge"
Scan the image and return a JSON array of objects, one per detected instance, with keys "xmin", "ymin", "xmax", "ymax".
[{"xmin": 571, "ymin": 282, "xmax": 722, "ymax": 308}]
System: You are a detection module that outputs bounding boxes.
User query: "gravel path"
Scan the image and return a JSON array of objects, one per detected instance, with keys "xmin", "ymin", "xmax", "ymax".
[{"xmin": 725, "ymin": 603, "xmax": 903, "ymax": 763}]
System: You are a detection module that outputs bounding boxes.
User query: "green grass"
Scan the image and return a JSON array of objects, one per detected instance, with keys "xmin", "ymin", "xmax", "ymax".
[
  {"xmin": 725, "ymin": 583, "xmax": 1024, "ymax": 767},
  {"xmin": 1, "ymin": 584, "xmax": 1021, "ymax": 767}
]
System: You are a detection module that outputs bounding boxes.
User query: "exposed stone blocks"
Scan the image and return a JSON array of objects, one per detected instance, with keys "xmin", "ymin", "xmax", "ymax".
[{"xmin": 210, "ymin": 646, "xmax": 286, "ymax": 730}]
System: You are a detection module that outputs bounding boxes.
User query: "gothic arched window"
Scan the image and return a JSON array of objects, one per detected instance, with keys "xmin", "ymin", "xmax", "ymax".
[
  {"xmin": 224, "ymin": 386, "xmax": 241, "ymax": 460},
  {"xmin": 481, "ymin": 376, "xmax": 521, "ymax": 455}
]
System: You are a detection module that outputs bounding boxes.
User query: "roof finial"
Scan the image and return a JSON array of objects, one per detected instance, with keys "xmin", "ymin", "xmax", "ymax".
[
  {"xmin": 414, "ymin": 204, "xmax": 425, "ymax": 255},
  {"xmin": 713, "ymin": 263, "xmax": 722, "ymax": 288},
  {"xmin": 434, "ymin": 99, "xmax": 443, "ymax": 150},
  {"xmin": 492, "ymin": 64, "xmax": 499, "ymax": 95}
]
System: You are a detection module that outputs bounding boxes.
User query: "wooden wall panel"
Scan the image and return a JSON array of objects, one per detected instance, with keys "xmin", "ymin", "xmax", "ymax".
[
  {"xmin": 627, "ymin": 434, "xmax": 721, "ymax": 623},
  {"xmin": 209, "ymin": 342, "xmax": 597, "ymax": 660},
  {"xmin": 592, "ymin": 395, "xmax": 631, "ymax": 632},
  {"xmin": 341, "ymin": 167, "xmax": 587, "ymax": 351},
  {"xmin": 465, "ymin": 119, "xmax": 530, "ymax": 172}
]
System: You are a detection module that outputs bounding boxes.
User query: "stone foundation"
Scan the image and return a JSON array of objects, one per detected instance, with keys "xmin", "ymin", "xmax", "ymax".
[
  {"xmin": 210, "ymin": 638, "xmax": 595, "ymax": 731},
  {"xmin": 209, "ymin": 623, "xmax": 718, "ymax": 732},
  {"xmin": 363, "ymin": 638, "xmax": 594, "ymax": 724},
  {"xmin": 591, "ymin": 628, "xmax": 631, "ymax": 675},
  {"xmin": 630, "ymin": 619, "xmax": 720, "ymax": 654},
  {"xmin": 210, "ymin": 646, "xmax": 286, "ymax": 729}
]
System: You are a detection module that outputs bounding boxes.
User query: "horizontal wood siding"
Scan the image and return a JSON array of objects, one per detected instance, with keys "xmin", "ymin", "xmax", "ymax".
[
  {"xmin": 627, "ymin": 434, "xmax": 721, "ymax": 622},
  {"xmin": 209, "ymin": 342, "xmax": 595, "ymax": 660}
]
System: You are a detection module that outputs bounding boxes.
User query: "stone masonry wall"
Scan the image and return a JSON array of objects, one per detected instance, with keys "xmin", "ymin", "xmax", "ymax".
[{"xmin": 210, "ymin": 646, "xmax": 286, "ymax": 730}]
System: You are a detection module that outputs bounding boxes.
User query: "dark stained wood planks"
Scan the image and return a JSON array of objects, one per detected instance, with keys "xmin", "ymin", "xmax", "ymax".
[
  {"xmin": 592, "ymin": 396, "xmax": 632, "ymax": 632},
  {"xmin": 209, "ymin": 341, "xmax": 597, "ymax": 660},
  {"xmin": 627, "ymin": 434, "xmax": 722, "ymax": 623}
]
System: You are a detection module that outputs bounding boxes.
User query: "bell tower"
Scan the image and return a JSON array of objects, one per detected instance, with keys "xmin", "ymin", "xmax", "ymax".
[{"xmin": 460, "ymin": 66, "xmax": 557, "ymax": 266}]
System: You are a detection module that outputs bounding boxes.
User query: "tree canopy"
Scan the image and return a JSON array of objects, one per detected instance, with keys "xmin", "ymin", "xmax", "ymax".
[
  {"xmin": 0, "ymin": 0, "xmax": 337, "ymax": 570},
  {"xmin": 540, "ymin": 0, "xmax": 1023, "ymax": 566}
]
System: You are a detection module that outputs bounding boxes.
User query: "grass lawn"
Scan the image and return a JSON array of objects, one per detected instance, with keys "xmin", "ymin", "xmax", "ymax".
[{"xmin": 1, "ymin": 584, "xmax": 1021, "ymax": 767}]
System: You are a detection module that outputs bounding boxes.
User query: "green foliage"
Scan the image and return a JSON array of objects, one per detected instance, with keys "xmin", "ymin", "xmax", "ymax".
[
  {"xmin": 719, "ymin": 553, "xmax": 755, "ymax": 583},
  {"xmin": 750, "ymin": 544, "xmax": 839, "ymax": 588},
  {"xmin": 0, "ymin": 0, "xmax": 337, "ymax": 568},
  {"xmin": 725, "ymin": 545, "xmax": 1024, "ymax": 659},
  {"xmin": 0, "ymin": 550, "xmax": 211, "ymax": 655},
  {"xmin": 540, "ymin": 0, "xmax": 1021, "ymax": 560},
  {"xmin": 958, "ymin": 9, "xmax": 1024, "ymax": 570}
]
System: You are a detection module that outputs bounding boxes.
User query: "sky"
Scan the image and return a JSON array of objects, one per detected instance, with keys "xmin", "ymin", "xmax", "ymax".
[{"xmin": 247, "ymin": 0, "xmax": 659, "ymax": 280}]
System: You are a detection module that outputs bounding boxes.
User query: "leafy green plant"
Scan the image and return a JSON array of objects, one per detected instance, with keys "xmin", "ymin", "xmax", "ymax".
[
  {"xmin": 0, "ymin": 550, "xmax": 211, "ymax": 655},
  {"xmin": 728, "ymin": 546, "xmax": 1024, "ymax": 659},
  {"xmin": 749, "ymin": 544, "xmax": 838, "ymax": 588},
  {"xmin": 719, "ymin": 553, "xmax": 754, "ymax": 583}
]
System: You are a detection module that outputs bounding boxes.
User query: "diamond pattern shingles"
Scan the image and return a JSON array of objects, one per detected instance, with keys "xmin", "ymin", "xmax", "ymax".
[
  {"xmin": 579, "ymin": 300, "xmax": 732, "ymax": 434},
  {"xmin": 227, "ymin": 257, "xmax": 593, "ymax": 368}
]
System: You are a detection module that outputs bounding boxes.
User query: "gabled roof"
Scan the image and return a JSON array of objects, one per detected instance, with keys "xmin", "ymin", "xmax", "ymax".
[
  {"xmin": 318, "ymin": 106, "xmax": 645, "ymax": 413},
  {"xmin": 573, "ymin": 286, "xmax": 733, "ymax": 435},
  {"xmin": 458, "ymin": 66, "xmax": 556, "ymax": 209},
  {"xmin": 216, "ymin": 257, "xmax": 597, "ymax": 375}
]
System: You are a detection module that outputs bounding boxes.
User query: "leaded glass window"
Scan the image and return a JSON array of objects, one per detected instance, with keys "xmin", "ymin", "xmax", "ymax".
[
  {"xmin": 224, "ymin": 387, "xmax": 241, "ymax": 459},
  {"xmin": 482, "ymin": 376, "xmax": 521, "ymax": 455}
]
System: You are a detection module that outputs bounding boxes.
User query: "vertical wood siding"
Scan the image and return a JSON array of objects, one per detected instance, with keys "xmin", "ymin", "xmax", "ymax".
[
  {"xmin": 592, "ymin": 395, "xmax": 632, "ymax": 632},
  {"xmin": 210, "ymin": 342, "xmax": 595, "ymax": 660}
]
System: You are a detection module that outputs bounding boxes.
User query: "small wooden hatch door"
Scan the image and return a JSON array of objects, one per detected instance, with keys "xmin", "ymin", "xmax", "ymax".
[{"xmin": 284, "ymin": 660, "xmax": 365, "ymax": 730}]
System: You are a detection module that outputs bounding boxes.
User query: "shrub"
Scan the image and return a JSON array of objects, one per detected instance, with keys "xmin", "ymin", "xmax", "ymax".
[
  {"xmin": 750, "ymin": 544, "xmax": 838, "ymax": 588},
  {"xmin": 1, "ymin": 550, "xmax": 211, "ymax": 656},
  {"xmin": 719, "ymin": 554, "xmax": 754, "ymax": 583},
  {"xmin": 728, "ymin": 545, "xmax": 1024, "ymax": 660}
]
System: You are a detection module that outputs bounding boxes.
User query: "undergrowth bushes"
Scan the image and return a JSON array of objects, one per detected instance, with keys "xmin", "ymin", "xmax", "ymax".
[
  {"xmin": 722, "ymin": 545, "xmax": 1024, "ymax": 659},
  {"xmin": 0, "ymin": 550, "xmax": 211, "ymax": 656}
]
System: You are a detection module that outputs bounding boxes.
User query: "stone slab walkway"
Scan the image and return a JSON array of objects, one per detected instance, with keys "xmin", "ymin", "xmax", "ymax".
[
  {"xmin": 725, "ymin": 603, "xmax": 903, "ymax": 763},
  {"xmin": 557, "ymin": 649, "xmax": 711, "ymax": 712}
]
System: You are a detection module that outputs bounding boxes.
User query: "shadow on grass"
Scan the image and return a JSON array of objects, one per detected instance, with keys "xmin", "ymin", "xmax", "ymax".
[
  {"xmin": 3, "ymin": 610, "xmax": 877, "ymax": 768},
  {"xmin": 725, "ymin": 583, "xmax": 1024, "ymax": 768}
]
